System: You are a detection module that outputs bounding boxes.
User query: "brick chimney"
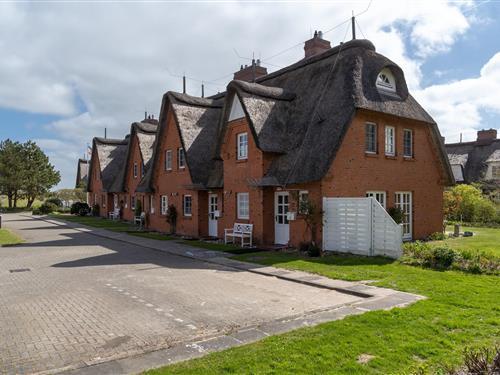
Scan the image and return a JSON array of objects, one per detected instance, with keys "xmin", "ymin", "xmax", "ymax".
[
  {"xmin": 234, "ymin": 59, "xmax": 267, "ymax": 82},
  {"xmin": 304, "ymin": 30, "xmax": 331, "ymax": 59},
  {"xmin": 476, "ymin": 128, "xmax": 497, "ymax": 145}
]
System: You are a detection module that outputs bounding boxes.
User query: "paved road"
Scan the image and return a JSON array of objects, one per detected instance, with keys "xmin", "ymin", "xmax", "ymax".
[{"xmin": 0, "ymin": 214, "xmax": 362, "ymax": 374}]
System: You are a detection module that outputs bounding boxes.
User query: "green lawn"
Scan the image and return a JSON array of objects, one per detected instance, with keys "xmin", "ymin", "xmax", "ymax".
[
  {"xmin": 147, "ymin": 251, "xmax": 499, "ymax": 374},
  {"xmin": 179, "ymin": 240, "xmax": 255, "ymax": 254},
  {"xmin": 429, "ymin": 225, "xmax": 500, "ymax": 256},
  {"xmin": 0, "ymin": 228, "xmax": 22, "ymax": 246},
  {"xmin": 0, "ymin": 197, "xmax": 43, "ymax": 210},
  {"xmin": 129, "ymin": 232, "xmax": 174, "ymax": 241},
  {"xmin": 50, "ymin": 213, "xmax": 137, "ymax": 232}
]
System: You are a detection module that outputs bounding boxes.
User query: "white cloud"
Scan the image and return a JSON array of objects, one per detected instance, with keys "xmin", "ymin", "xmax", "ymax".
[{"xmin": 0, "ymin": 1, "xmax": 490, "ymax": 187}]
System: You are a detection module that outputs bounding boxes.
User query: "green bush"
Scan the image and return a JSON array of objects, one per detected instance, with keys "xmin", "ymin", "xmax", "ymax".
[
  {"xmin": 135, "ymin": 199, "xmax": 142, "ymax": 217},
  {"xmin": 299, "ymin": 242, "xmax": 321, "ymax": 257},
  {"xmin": 45, "ymin": 197, "xmax": 63, "ymax": 207},
  {"xmin": 92, "ymin": 204, "xmax": 100, "ymax": 217},
  {"xmin": 70, "ymin": 202, "xmax": 89, "ymax": 215},
  {"xmin": 444, "ymin": 184, "xmax": 497, "ymax": 223},
  {"xmin": 387, "ymin": 206, "xmax": 404, "ymax": 224},
  {"xmin": 401, "ymin": 241, "xmax": 499, "ymax": 275},
  {"xmin": 428, "ymin": 231, "xmax": 446, "ymax": 241},
  {"xmin": 33, "ymin": 202, "xmax": 58, "ymax": 215}
]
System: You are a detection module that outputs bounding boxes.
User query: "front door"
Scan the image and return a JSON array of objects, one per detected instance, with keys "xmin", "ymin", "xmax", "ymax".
[
  {"xmin": 395, "ymin": 192, "xmax": 412, "ymax": 240},
  {"xmin": 208, "ymin": 194, "xmax": 218, "ymax": 237},
  {"xmin": 275, "ymin": 192, "xmax": 290, "ymax": 245}
]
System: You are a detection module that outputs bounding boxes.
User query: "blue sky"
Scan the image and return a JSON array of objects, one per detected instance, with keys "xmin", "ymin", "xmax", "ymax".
[{"xmin": 0, "ymin": 1, "xmax": 499, "ymax": 188}]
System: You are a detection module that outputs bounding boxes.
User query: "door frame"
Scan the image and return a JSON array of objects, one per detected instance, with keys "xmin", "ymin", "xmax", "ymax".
[
  {"xmin": 274, "ymin": 191, "xmax": 290, "ymax": 245},
  {"xmin": 208, "ymin": 193, "xmax": 218, "ymax": 237},
  {"xmin": 394, "ymin": 191, "xmax": 412, "ymax": 240}
]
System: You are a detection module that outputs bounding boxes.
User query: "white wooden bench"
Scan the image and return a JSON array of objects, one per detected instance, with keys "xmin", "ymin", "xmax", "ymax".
[
  {"xmin": 134, "ymin": 212, "xmax": 146, "ymax": 229},
  {"xmin": 225, "ymin": 223, "xmax": 253, "ymax": 247},
  {"xmin": 108, "ymin": 208, "xmax": 120, "ymax": 220}
]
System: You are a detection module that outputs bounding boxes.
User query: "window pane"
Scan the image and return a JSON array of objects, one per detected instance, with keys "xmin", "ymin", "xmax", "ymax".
[{"xmin": 365, "ymin": 123, "xmax": 376, "ymax": 152}]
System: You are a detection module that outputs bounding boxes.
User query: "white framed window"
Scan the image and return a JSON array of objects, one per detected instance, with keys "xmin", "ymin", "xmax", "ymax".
[
  {"xmin": 366, "ymin": 191, "xmax": 386, "ymax": 209},
  {"xmin": 141, "ymin": 162, "xmax": 145, "ymax": 178},
  {"xmin": 101, "ymin": 194, "xmax": 106, "ymax": 208},
  {"xmin": 365, "ymin": 122, "xmax": 377, "ymax": 153},
  {"xmin": 298, "ymin": 190, "xmax": 309, "ymax": 214},
  {"xmin": 237, "ymin": 192, "xmax": 249, "ymax": 219},
  {"xmin": 237, "ymin": 132, "xmax": 248, "ymax": 160},
  {"xmin": 385, "ymin": 126, "xmax": 395, "ymax": 156},
  {"xmin": 403, "ymin": 129, "xmax": 413, "ymax": 158},
  {"xmin": 160, "ymin": 195, "xmax": 168, "ymax": 215},
  {"xmin": 165, "ymin": 150, "xmax": 172, "ymax": 171},
  {"xmin": 150, "ymin": 195, "xmax": 155, "ymax": 214},
  {"xmin": 133, "ymin": 162, "xmax": 138, "ymax": 178},
  {"xmin": 178, "ymin": 148, "xmax": 186, "ymax": 169},
  {"xmin": 376, "ymin": 68, "xmax": 396, "ymax": 92},
  {"xmin": 94, "ymin": 193, "xmax": 97, "ymax": 205},
  {"xmin": 183, "ymin": 195, "xmax": 192, "ymax": 216},
  {"xmin": 131, "ymin": 195, "xmax": 135, "ymax": 210},
  {"xmin": 395, "ymin": 191, "xmax": 412, "ymax": 240}
]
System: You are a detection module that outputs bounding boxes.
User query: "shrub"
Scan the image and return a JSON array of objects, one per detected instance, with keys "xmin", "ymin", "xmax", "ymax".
[
  {"xmin": 166, "ymin": 204, "xmax": 178, "ymax": 234},
  {"xmin": 444, "ymin": 184, "xmax": 496, "ymax": 223},
  {"xmin": 70, "ymin": 202, "xmax": 90, "ymax": 216},
  {"xmin": 299, "ymin": 242, "xmax": 321, "ymax": 257},
  {"xmin": 387, "ymin": 206, "xmax": 404, "ymax": 224},
  {"xmin": 401, "ymin": 242, "xmax": 499, "ymax": 275},
  {"xmin": 33, "ymin": 202, "xmax": 58, "ymax": 215},
  {"xmin": 92, "ymin": 204, "xmax": 100, "ymax": 217},
  {"xmin": 45, "ymin": 197, "xmax": 63, "ymax": 207},
  {"xmin": 428, "ymin": 231, "xmax": 446, "ymax": 241},
  {"xmin": 448, "ymin": 346, "xmax": 500, "ymax": 374}
]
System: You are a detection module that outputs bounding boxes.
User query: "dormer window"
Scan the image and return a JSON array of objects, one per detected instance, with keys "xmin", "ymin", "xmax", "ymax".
[
  {"xmin": 376, "ymin": 68, "xmax": 396, "ymax": 93},
  {"xmin": 228, "ymin": 96, "xmax": 245, "ymax": 121}
]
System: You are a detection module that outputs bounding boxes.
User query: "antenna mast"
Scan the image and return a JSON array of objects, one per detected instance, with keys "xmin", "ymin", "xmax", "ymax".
[{"xmin": 351, "ymin": 11, "xmax": 356, "ymax": 40}]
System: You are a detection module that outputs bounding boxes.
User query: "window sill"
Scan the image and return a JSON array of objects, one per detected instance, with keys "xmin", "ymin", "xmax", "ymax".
[
  {"xmin": 183, "ymin": 215, "xmax": 193, "ymax": 220},
  {"xmin": 236, "ymin": 158, "xmax": 248, "ymax": 164},
  {"xmin": 237, "ymin": 217, "xmax": 250, "ymax": 221},
  {"xmin": 365, "ymin": 152, "xmax": 379, "ymax": 158},
  {"xmin": 165, "ymin": 169, "xmax": 172, "ymax": 173},
  {"xmin": 385, "ymin": 155, "xmax": 397, "ymax": 160},
  {"xmin": 403, "ymin": 156, "xmax": 415, "ymax": 161}
]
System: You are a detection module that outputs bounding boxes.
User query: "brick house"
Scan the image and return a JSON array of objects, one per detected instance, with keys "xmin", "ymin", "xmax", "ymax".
[
  {"xmin": 87, "ymin": 137, "xmax": 128, "ymax": 217},
  {"xmin": 110, "ymin": 120, "xmax": 158, "ymax": 221},
  {"xmin": 446, "ymin": 129, "xmax": 500, "ymax": 201},
  {"xmin": 75, "ymin": 158, "xmax": 89, "ymax": 188},
  {"xmin": 137, "ymin": 93, "xmax": 222, "ymax": 237},
  {"xmin": 213, "ymin": 37, "xmax": 453, "ymax": 245}
]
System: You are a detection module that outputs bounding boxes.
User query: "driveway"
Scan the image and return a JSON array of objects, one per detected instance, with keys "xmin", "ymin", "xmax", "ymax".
[{"xmin": 0, "ymin": 213, "xmax": 370, "ymax": 374}]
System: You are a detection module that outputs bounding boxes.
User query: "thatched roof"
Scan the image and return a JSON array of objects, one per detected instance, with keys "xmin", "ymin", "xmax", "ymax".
[
  {"xmin": 110, "ymin": 121, "xmax": 157, "ymax": 193},
  {"xmin": 215, "ymin": 39, "xmax": 453, "ymax": 186},
  {"xmin": 87, "ymin": 137, "xmax": 129, "ymax": 192},
  {"xmin": 446, "ymin": 139, "xmax": 500, "ymax": 183},
  {"xmin": 137, "ymin": 92, "xmax": 223, "ymax": 192},
  {"xmin": 75, "ymin": 158, "xmax": 89, "ymax": 188}
]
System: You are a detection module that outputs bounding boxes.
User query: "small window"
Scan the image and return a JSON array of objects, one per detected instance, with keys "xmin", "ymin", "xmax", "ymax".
[
  {"xmin": 492, "ymin": 165, "xmax": 500, "ymax": 179},
  {"xmin": 101, "ymin": 194, "xmax": 106, "ymax": 208},
  {"xmin": 141, "ymin": 162, "xmax": 145, "ymax": 178},
  {"xmin": 237, "ymin": 132, "xmax": 248, "ymax": 160},
  {"xmin": 94, "ymin": 194, "xmax": 97, "ymax": 205},
  {"xmin": 237, "ymin": 193, "xmax": 249, "ymax": 219},
  {"xmin": 150, "ymin": 195, "xmax": 155, "ymax": 214},
  {"xmin": 160, "ymin": 195, "xmax": 168, "ymax": 215},
  {"xmin": 298, "ymin": 190, "xmax": 309, "ymax": 214},
  {"xmin": 365, "ymin": 123, "xmax": 377, "ymax": 153},
  {"xmin": 183, "ymin": 195, "xmax": 192, "ymax": 216},
  {"xmin": 228, "ymin": 96, "xmax": 245, "ymax": 121},
  {"xmin": 376, "ymin": 68, "xmax": 396, "ymax": 92},
  {"xmin": 133, "ymin": 162, "xmax": 138, "ymax": 178},
  {"xmin": 385, "ymin": 126, "xmax": 395, "ymax": 156},
  {"xmin": 178, "ymin": 148, "xmax": 186, "ymax": 169},
  {"xmin": 366, "ymin": 191, "xmax": 386, "ymax": 209},
  {"xmin": 131, "ymin": 195, "xmax": 136, "ymax": 210},
  {"xmin": 403, "ymin": 129, "xmax": 413, "ymax": 158},
  {"xmin": 165, "ymin": 150, "xmax": 172, "ymax": 171}
]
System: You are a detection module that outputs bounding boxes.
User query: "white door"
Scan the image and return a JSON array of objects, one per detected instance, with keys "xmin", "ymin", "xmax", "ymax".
[
  {"xmin": 208, "ymin": 194, "xmax": 218, "ymax": 237},
  {"xmin": 395, "ymin": 192, "xmax": 412, "ymax": 240},
  {"xmin": 275, "ymin": 192, "xmax": 290, "ymax": 245}
]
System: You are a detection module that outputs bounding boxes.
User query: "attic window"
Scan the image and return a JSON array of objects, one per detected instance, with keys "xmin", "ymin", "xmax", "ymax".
[
  {"xmin": 376, "ymin": 68, "xmax": 396, "ymax": 93},
  {"xmin": 228, "ymin": 96, "xmax": 245, "ymax": 121}
]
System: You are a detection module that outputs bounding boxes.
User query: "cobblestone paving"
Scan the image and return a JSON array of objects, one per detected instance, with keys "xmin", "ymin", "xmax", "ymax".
[{"xmin": 0, "ymin": 214, "xmax": 362, "ymax": 374}]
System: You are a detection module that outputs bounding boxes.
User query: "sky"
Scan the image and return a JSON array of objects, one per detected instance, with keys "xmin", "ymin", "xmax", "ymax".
[{"xmin": 0, "ymin": 0, "xmax": 499, "ymax": 189}]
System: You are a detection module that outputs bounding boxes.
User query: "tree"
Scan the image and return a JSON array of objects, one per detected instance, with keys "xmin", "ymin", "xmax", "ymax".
[
  {"xmin": 443, "ymin": 184, "xmax": 496, "ymax": 223},
  {"xmin": 20, "ymin": 141, "xmax": 60, "ymax": 208},
  {"xmin": 53, "ymin": 188, "xmax": 87, "ymax": 204},
  {"xmin": 0, "ymin": 140, "xmax": 24, "ymax": 208}
]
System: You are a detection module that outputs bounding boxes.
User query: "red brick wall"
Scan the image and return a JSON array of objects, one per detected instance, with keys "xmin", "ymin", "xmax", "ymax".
[
  {"xmin": 148, "ymin": 108, "xmax": 206, "ymax": 237},
  {"xmin": 122, "ymin": 135, "xmax": 143, "ymax": 221},
  {"xmin": 87, "ymin": 148, "xmax": 108, "ymax": 217},
  {"xmin": 318, "ymin": 110, "xmax": 445, "ymax": 240}
]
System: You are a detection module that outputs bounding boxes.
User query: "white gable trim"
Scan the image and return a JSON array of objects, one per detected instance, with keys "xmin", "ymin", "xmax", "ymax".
[{"xmin": 228, "ymin": 96, "xmax": 245, "ymax": 121}]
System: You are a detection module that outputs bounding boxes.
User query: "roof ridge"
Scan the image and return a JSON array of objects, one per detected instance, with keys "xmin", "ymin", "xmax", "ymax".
[{"xmin": 168, "ymin": 91, "xmax": 224, "ymax": 108}]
